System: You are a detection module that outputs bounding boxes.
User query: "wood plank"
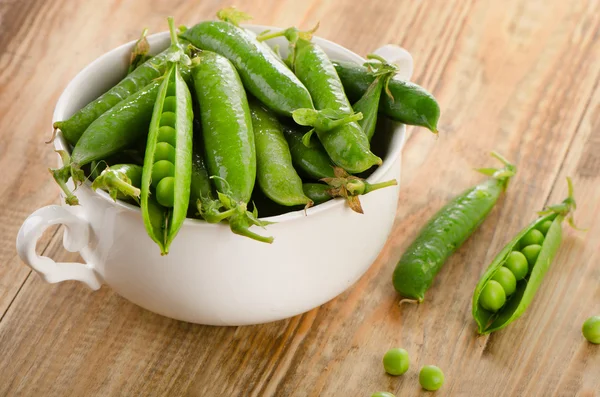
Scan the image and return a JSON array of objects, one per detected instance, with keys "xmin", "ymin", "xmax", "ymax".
[{"xmin": 0, "ymin": 0, "xmax": 598, "ymax": 396}]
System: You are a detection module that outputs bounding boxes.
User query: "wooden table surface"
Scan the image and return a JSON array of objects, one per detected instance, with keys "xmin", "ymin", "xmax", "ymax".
[{"xmin": 1, "ymin": 0, "xmax": 599, "ymax": 395}]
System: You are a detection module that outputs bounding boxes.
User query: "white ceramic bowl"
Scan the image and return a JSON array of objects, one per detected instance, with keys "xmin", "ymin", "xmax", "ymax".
[{"xmin": 16, "ymin": 25, "xmax": 413, "ymax": 325}]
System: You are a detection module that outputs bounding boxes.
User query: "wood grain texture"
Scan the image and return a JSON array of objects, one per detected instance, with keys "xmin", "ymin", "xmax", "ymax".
[{"xmin": 0, "ymin": 0, "xmax": 598, "ymax": 396}]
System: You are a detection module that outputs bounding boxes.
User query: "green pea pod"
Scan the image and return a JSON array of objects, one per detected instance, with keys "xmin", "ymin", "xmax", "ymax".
[
  {"xmin": 282, "ymin": 124, "xmax": 335, "ymax": 180},
  {"xmin": 302, "ymin": 183, "xmax": 333, "ymax": 205},
  {"xmin": 392, "ymin": 152, "xmax": 516, "ymax": 302},
  {"xmin": 53, "ymin": 38, "xmax": 189, "ymax": 145},
  {"xmin": 259, "ymin": 27, "xmax": 381, "ymax": 173},
  {"xmin": 352, "ymin": 55, "xmax": 398, "ymax": 141},
  {"xmin": 299, "ymin": 167, "xmax": 397, "ymax": 213},
  {"xmin": 91, "ymin": 163, "xmax": 142, "ymax": 202},
  {"xmin": 192, "ymin": 50, "xmax": 273, "ymax": 244},
  {"xmin": 189, "ymin": 137, "xmax": 239, "ymax": 224},
  {"xmin": 353, "ymin": 77, "xmax": 386, "ymax": 141},
  {"xmin": 140, "ymin": 17, "xmax": 193, "ymax": 255},
  {"xmin": 472, "ymin": 178, "xmax": 579, "ymax": 334},
  {"xmin": 333, "ymin": 60, "xmax": 440, "ymax": 133},
  {"xmin": 180, "ymin": 8, "xmax": 313, "ymax": 116},
  {"xmin": 51, "ymin": 79, "xmax": 162, "ymax": 205},
  {"xmin": 249, "ymin": 101, "xmax": 312, "ymax": 207},
  {"xmin": 189, "ymin": 139, "xmax": 213, "ymax": 217}
]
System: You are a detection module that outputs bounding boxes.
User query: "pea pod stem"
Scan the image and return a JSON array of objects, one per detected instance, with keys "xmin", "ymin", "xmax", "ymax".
[
  {"xmin": 216, "ymin": 6, "xmax": 252, "ymax": 26},
  {"xmin": 208, "ymin": 176, "xmax": 274, "ymax": 243},
  {"xmin": 50, "ymin": 150, "xmax": 84, "ymax": 205},
  {"xmin": 91, "ymin": 164, "xmax": 142, "ymax": 202},
  {"xmin": 128, "ymin": 28, "xmax": 151, "ymax": 74},
  {"xmin": 257, "ymin": 24, "xmax": 320, "ymax": 77},
  {"xmin": 256, "ymin": 23, "xmax": 319, "ymax": 45},
  {"xmin": 303, "ymin": 167, "xmax": 397, "ymax": 213},
  {"xmin": 352, "ymin": 55, "xmax": 399, "ymax": 141},
  {"xmin": 199, "ymin": 204, "xmax": 236, "ymax": 223},
  {"xmin": 538, "ymin": 177, "xmax": 584, "ymax": 230},
  {"xmin": 363, "ymin": 54, "xmax": 399, "ymax": 102},
  {"xmin": 347, "ymin": 178, "xmax": 397, "ymax": 195}
]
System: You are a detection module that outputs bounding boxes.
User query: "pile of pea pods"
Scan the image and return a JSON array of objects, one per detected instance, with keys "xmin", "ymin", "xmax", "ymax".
[{"xmin": 50, "ymin": 9, "xmax": 440, "ymax": 255}]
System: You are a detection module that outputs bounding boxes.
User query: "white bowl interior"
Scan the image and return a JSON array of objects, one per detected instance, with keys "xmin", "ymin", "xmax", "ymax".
[{"xmin": 52, "ymin": 25, "xmax": 406, "ymax": 222}]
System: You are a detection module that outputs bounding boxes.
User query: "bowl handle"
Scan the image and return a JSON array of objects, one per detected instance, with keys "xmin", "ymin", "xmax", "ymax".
[
  {"xmin": 16, "ymin": 205, "xmax": 102, "ymax": 290},
  {"xmin": 371, "ymin": 45, "xmax": 414, "ymax": 81}
]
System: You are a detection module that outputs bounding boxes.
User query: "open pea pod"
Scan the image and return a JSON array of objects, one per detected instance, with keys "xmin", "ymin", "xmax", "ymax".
[
  {"xmin": 140, "ymin": 17, "xmax": 193, "ymax": 255},
  {"xmin": 472, "ymin": 178, "xmax": 580, "ymax": 334}
]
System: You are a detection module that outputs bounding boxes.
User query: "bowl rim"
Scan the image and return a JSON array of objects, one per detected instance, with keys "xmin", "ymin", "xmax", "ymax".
[{"xmin": 52, "ymin": 25, "xmax": 406, "ymax": 224}]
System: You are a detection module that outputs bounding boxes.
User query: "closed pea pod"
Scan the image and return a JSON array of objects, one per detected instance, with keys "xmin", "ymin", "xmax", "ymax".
[
  {"xmin": 140, "ymin": 17, "xmax": 193, "ymax": 255},
  {"xmin": 282, "ymin": 124, "xmax": 335, "ymax": 180},
  {"xmin": 302, "ymin": 183, "xmax": 334, "ymax": 205},
  {"xmin": 53, "ymin": 36, "xmax": 188, "ymax": 145},
  {"xmin": 333, "ymin": 60, "xmax": 440, "ymax": 133},
  {"xmin": 51, "ymin": 77, "xmax": 166, "ymax": 205},
  {"xmin": 180, "ymin": 7, "xmax": 313, "ymax": 116},
  {"xmin": 127, "ymin": 28, "xmax": 152, "ymax": 74},
  {"xmin": 193, "ymin": 50, "xmax": 272, "ymax": 243},
  {"xmin": 259, "ymin": 27, "xmax": 381, "ymax": 174},
  {"xmin": 472, "ymin": 178, "xmax": 581, "ymax": 334},
  {"xmin": 392, "ymin": 152, "xmax": 516, "ymax": 302},
  {"xmin": 189, "ymin": 134, "xmax": 246, "ymax": 224},
  {"xmin": 249, "ymin": 101, "xmax": 312, "ymax": 207}
]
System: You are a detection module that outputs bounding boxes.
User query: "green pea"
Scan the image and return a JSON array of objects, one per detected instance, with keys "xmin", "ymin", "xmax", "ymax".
[
  {"xmin": 536, "ymin": 220, "xmax": 553, "ymax": 236},
  {"xmin": 154, "ymin": 142, "xmax": 176, "ymax": 163},
  {"xmin": 151, "ymin": 160, "xmax": 175, "ymax": 188},
  {"xmin": 371, "ymin": 393, "xmax": 395, "ymax": 397},
  {"xmin": 382, "ymin": 348, "xmax": 409, "ymax": 376},
  {"xmin": 582, "ymin": 316, "xmax": 600, "ymax": 344},
  {"xmin": 479, "ymin": 280, "xmax": 507, "ymax": 312},
  {"xmin": 160, "ymin": 111, "xmax": 177, "ymax": 127},
  {"xmin": 419, "ymin": 365, "xmax": 444, "ymax": 391},
  {"xmin": 491, "ymin": 267, "xmax": 517, "ymax": 296},
  {"xmin": 155, "ymin": 176, "xmax": 175, "ymax": 207},
  {"xmin": 158, "ymin": 126, "xmax": 177, "ymax": 146},
  {"xmin": 520, "ymin": 229, "xmax": 545, "ymax": 246},
  {"xmin": 162, "ymin": 96, "xmax": 177, "ymax": 113},
  {"xmin": 166, "ymin": 82, "xmax": 177, "ymax": 96},
  {"xmin": 521, "ymin": 244, "xmax": 542, "ymax": 266},
  {"xmin": 504, "ymin": 251, "xmax": 528, "ymax": 280}
]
